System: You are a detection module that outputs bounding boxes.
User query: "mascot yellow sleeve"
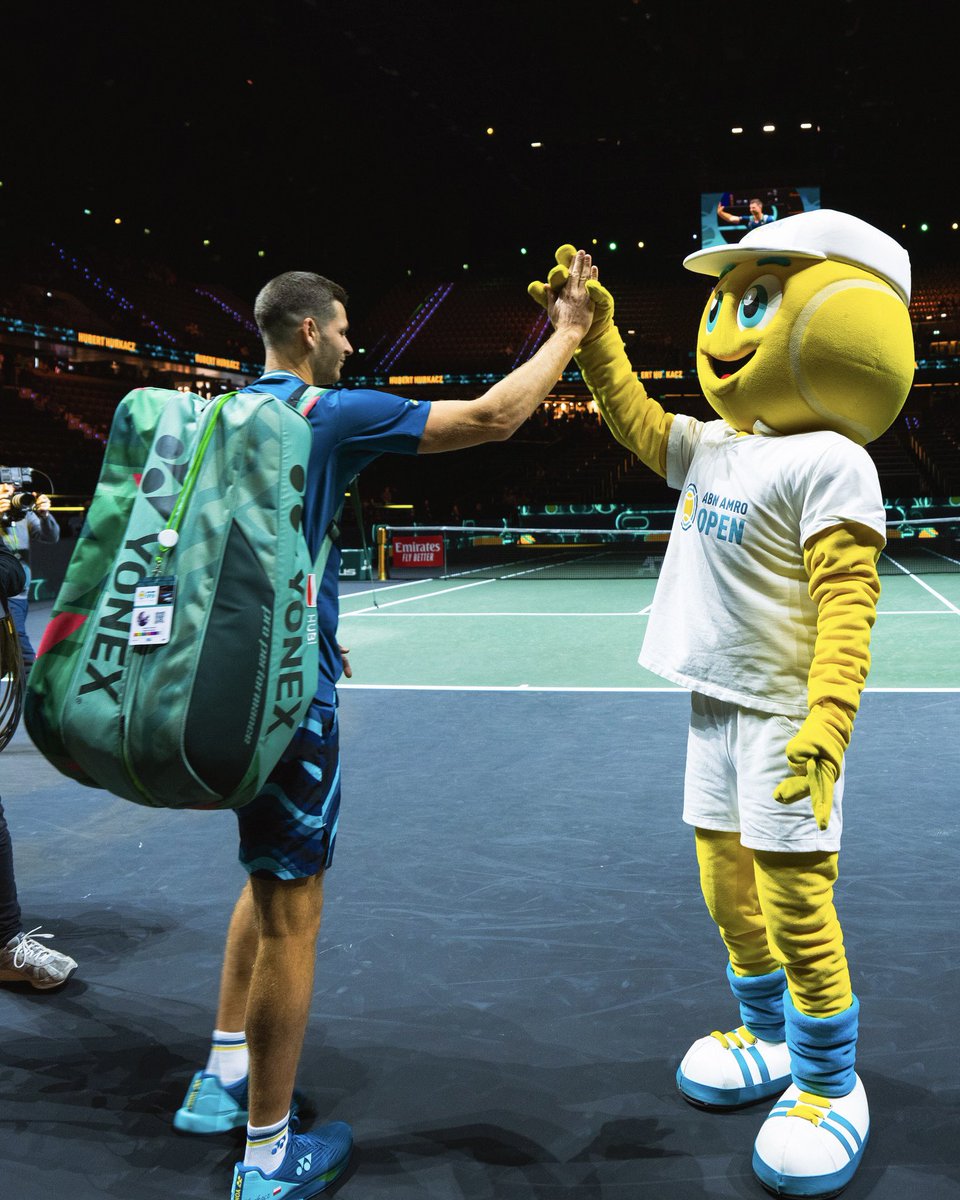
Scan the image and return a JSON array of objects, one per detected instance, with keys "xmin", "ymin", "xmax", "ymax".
[
  {"xmin": 529, "ymin": 245, "xmax": 674, "ymax": 477},
  {"xmin": 774, "ymin": 523, "xmax": 882, "ymax": 830}
]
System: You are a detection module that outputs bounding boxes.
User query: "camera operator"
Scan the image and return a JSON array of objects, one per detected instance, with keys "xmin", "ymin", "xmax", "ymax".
[
  {"xmin": 0, "ymin": 477, "xmax": 60, "ymax": 673},
  {"xmin": 0, "ymin": 542, "xmax": 77, "ymax": 988}
]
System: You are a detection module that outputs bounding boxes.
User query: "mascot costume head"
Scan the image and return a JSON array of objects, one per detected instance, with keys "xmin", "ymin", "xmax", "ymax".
[{"xmin": 682, "ymin": 208, "xmax": 915, "ymax": 443}]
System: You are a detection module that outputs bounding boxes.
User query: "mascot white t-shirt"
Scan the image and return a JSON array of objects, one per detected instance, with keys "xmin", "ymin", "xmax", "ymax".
[{"xmin": 639, "ymin": 415, "xmax": 886, "ymax": 715}]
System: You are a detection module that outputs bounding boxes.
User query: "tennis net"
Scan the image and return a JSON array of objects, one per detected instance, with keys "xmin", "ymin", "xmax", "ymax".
[{"xmin": 375, "ymin": 519, "xmax": 960, "ymax": 581}]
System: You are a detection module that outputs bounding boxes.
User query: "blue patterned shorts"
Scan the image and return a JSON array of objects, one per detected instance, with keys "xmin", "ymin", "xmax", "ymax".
[{"xmin": 236, "ymin": 699, "xmax": 341, "ymax": 879}]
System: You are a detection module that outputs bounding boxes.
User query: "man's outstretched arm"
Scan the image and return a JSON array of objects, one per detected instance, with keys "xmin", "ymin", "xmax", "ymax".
[{"xmin": 417, "ymin": 250, "xmax": 595, "ymax": 453}]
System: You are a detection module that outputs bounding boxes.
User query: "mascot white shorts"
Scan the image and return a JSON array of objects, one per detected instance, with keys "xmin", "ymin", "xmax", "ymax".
[{"xmin": 682, "ymin": 692, "xmax": 845, "ymax": 853}]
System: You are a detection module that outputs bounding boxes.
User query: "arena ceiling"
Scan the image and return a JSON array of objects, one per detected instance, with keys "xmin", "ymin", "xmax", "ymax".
[{"xmin": 3, "ymin": 0, "xmax": 956, "ymax": 301}]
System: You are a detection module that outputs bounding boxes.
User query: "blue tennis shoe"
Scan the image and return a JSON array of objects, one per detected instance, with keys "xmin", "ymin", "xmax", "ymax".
[
  {"xmin": 174, "ymin": 1071, "xmax": 249, "ymax": 1133},
  {"xmin": 174, "ymin": 1072, "xmax": 306, "ymax": 1135},
  {"xmin": 231, "ymin": 1121, "xmax": 352, "ymax": 1199}
]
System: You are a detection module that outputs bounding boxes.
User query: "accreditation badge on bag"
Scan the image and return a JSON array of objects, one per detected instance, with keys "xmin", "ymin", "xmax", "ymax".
[{"xmin": 128, "ymin": 576, "xmax": 177, "ymax": 646}]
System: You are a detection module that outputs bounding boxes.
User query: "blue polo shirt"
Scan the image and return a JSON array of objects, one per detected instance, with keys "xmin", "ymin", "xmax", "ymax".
[{"xmin": 244, "ymin": 371, "xmax": 431, "ymax": 703}]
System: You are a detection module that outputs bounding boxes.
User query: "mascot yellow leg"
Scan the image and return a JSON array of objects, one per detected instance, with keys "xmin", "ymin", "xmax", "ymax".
[
  {"xmin": 682, "ymin": 831, "xmax": 868, "ymax": 1194},
  {"xmin": 677, "ymin": 830, "xmax": 792, "ymax": 1108},
  {"xmin": 753, "ymin": 849, "xmax": 851, "ymax": 1018},
  {"xmin": 752, "ymin": 851, "xmax": 867, "ymax": 1199}
]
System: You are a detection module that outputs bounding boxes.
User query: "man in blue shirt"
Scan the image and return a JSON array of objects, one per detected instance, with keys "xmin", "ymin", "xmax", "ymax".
[
  {"xmin": 173, "ymin": 259, "xmax": 595, "ymax": 1199},
  {"xmin": 717, "ymin": 195, "xmax": 776, "ymax": 230}
]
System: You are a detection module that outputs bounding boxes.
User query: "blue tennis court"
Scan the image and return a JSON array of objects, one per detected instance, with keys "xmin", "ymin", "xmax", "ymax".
[{"xmin": 1, "ymin": 585, "xmax": 958, "ymax": 1200}]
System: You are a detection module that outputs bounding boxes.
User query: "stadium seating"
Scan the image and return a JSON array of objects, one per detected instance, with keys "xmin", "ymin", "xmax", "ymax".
[{"xmin": 4, "ymin": 250, "xmax": 960, "ymax": 524}]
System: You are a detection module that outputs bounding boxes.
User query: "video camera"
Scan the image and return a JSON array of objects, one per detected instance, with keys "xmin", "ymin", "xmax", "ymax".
[{"xmin": 0, "ymin": 466, "xmax": 38, "ymax": 523}]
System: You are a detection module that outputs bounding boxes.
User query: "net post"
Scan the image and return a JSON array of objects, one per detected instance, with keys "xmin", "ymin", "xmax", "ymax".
[{"xmin": 376, "ymin": 524, "xmax": 388, "ymax": 580}]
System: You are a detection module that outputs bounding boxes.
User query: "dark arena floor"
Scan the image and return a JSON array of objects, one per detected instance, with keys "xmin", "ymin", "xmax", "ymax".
[{"xmin": 1, "ymin": 602, "xmax": 958, "ymax": 1200}]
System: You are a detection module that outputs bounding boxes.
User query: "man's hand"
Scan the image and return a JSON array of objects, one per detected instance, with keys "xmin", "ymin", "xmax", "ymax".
[
  {"xmin": 35, "ymin": 494, "xmax": 52, "ymax": 516},
  {"xmin": 339, "ymin": 643, "xmax": 352, "ymax": 679},
  {"xmin": 529, "ymin": 245, "xmax": 614, "ymax": 343},
  {"xmin": 542, "ymin": 249, "xmax": 597, "ymax": 345}
]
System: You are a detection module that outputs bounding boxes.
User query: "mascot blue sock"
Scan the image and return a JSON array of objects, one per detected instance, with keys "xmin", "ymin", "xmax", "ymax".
[
  {"xmin": 784, "ymin": 988, "xmax": 859, "ymax": 1097},
  {"xmin": 727, "ymin": 962, "xmax": 787, "ymax": 1042}
]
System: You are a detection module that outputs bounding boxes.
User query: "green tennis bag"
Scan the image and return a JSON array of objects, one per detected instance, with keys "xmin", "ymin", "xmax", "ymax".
[{"xmin": 25, "ymin": 383, "xmax": 331, "ymax": 809}]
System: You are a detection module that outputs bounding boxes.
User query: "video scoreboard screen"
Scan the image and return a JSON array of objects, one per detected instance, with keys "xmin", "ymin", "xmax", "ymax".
[{"xmin": 699, "ymin": 186, "xmax": 821, "ymax": 249}]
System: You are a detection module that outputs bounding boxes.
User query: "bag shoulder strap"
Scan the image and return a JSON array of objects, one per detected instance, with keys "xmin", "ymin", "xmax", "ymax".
[
  {"xmin": 280, "ymin": 383, "xmax": 338, "ymax": 575},
  {"xmin": 290, "ymin": 384, "xmax": 329, "ymax": 419}
]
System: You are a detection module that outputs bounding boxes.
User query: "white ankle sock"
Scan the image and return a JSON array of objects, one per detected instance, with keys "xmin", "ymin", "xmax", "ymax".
[
  {"xmin": 245, "ymin": 1111, "xmax": 291, "ymax": 1173},
  {"xmin": 204, "ymin": 1029, "xmax": 248, "ymax": 1086}
]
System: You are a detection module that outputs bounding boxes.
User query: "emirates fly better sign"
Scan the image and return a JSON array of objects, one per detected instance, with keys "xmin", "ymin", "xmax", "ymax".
[{"xmin": 391, "ymin": 534, "xmax": 446, "ymax": 571}]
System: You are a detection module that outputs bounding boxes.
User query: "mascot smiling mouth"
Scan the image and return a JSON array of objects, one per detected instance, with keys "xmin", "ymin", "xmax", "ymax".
[{"xmin": 709, "ymin": 350, "xmax": 756, "ymax": 379}]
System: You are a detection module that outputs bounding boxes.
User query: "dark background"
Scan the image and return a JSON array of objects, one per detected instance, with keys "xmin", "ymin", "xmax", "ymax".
[{"xmin": 3, "ymin": 0, "xmax": 958, "ymax": 310}]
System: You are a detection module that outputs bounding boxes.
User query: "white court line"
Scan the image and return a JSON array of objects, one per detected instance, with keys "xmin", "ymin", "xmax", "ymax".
[
  {"xmin": 339, "ymin": 683, "xmax": 683, "ymax": 692},
  {"xmin": 338, "ymin": 683, "xmax": 960, "ymax": 693},
  {"xmin": 880, "ymin": 555, "xmax": 960, "ymax": 614},
  {"xmin": 878, "ymin": 609, "xmax": 959, "ymax": 616},
  {"xmin": 341, "ymin": 611, "xmax": 650, "ymax": 618},
  {"xmin": 341, "ymin": 578, "xmax": 429, "ymax": 600},
  {"xmin": 341, "ymin": 607, "xmax": 947, "ymax": 619},
  {"xmin": 865, "ymin": 687, "xmax": 960, "ymax": 693},
  {"xmin": 346, "ymin": 577, "xmax": 494, "ymax": 615}
]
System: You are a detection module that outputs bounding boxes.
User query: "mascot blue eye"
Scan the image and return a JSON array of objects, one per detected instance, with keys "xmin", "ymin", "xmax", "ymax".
[
  {"xmin": 736, "ymin": 274, "xmax": 783, "ymax": 331},
  {"xmin": 706, "ymin": 291, "xmax": 723, "ymax": 332}
]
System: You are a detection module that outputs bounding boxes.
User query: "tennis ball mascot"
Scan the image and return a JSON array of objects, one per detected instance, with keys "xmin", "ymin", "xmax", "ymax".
[{"xmin": 529, "ymin": 210, "xmax": 915, "ymax": 1198}]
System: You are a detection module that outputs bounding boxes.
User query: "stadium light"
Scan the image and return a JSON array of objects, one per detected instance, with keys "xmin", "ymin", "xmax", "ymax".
[
  {"xmin": 762, "ymin": 124, "xmax": 776, "ymax": 133},
  {"xmin": 486, "ymin": 127, "xmax": 494, "ymax": 135},
  {"xmin": 608, "ymin": 242, "xmax": 617, "ymax": 251},
  {"xmin": 731, "ymin": 127, "xmax": 743, "ymax": 135}
]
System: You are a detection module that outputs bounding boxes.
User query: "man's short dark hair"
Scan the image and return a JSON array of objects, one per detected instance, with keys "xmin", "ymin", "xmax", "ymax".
[{"xmin": 254, "ymin": 271, "xmax": 349, "ymax": 349}]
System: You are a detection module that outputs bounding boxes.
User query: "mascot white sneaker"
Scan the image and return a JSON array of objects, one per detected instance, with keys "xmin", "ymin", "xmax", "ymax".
[
  {"xmin": 753, "ymin": 1076, "xmax": 869, "ymax": 1199},
  {"xmin": 678, "ymin": 964, "xmax": 792, "ymax": 1108},
  {"xmin": 530, "ymin": 210, "xmax": 915, "ymax": 1198}
]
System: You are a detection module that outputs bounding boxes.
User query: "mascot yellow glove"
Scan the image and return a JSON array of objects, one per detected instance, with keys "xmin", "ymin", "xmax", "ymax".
[
  {"xmin": 528, "ymin": 244, "xmax": 614, "ymax": 344},
  {"xmin": 528, "ymin": 246, "xmax": 674, "ymax": 477},
  {"xmin": 774, "ymin": 523, "xmax": 882, "ymax": 830}
]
